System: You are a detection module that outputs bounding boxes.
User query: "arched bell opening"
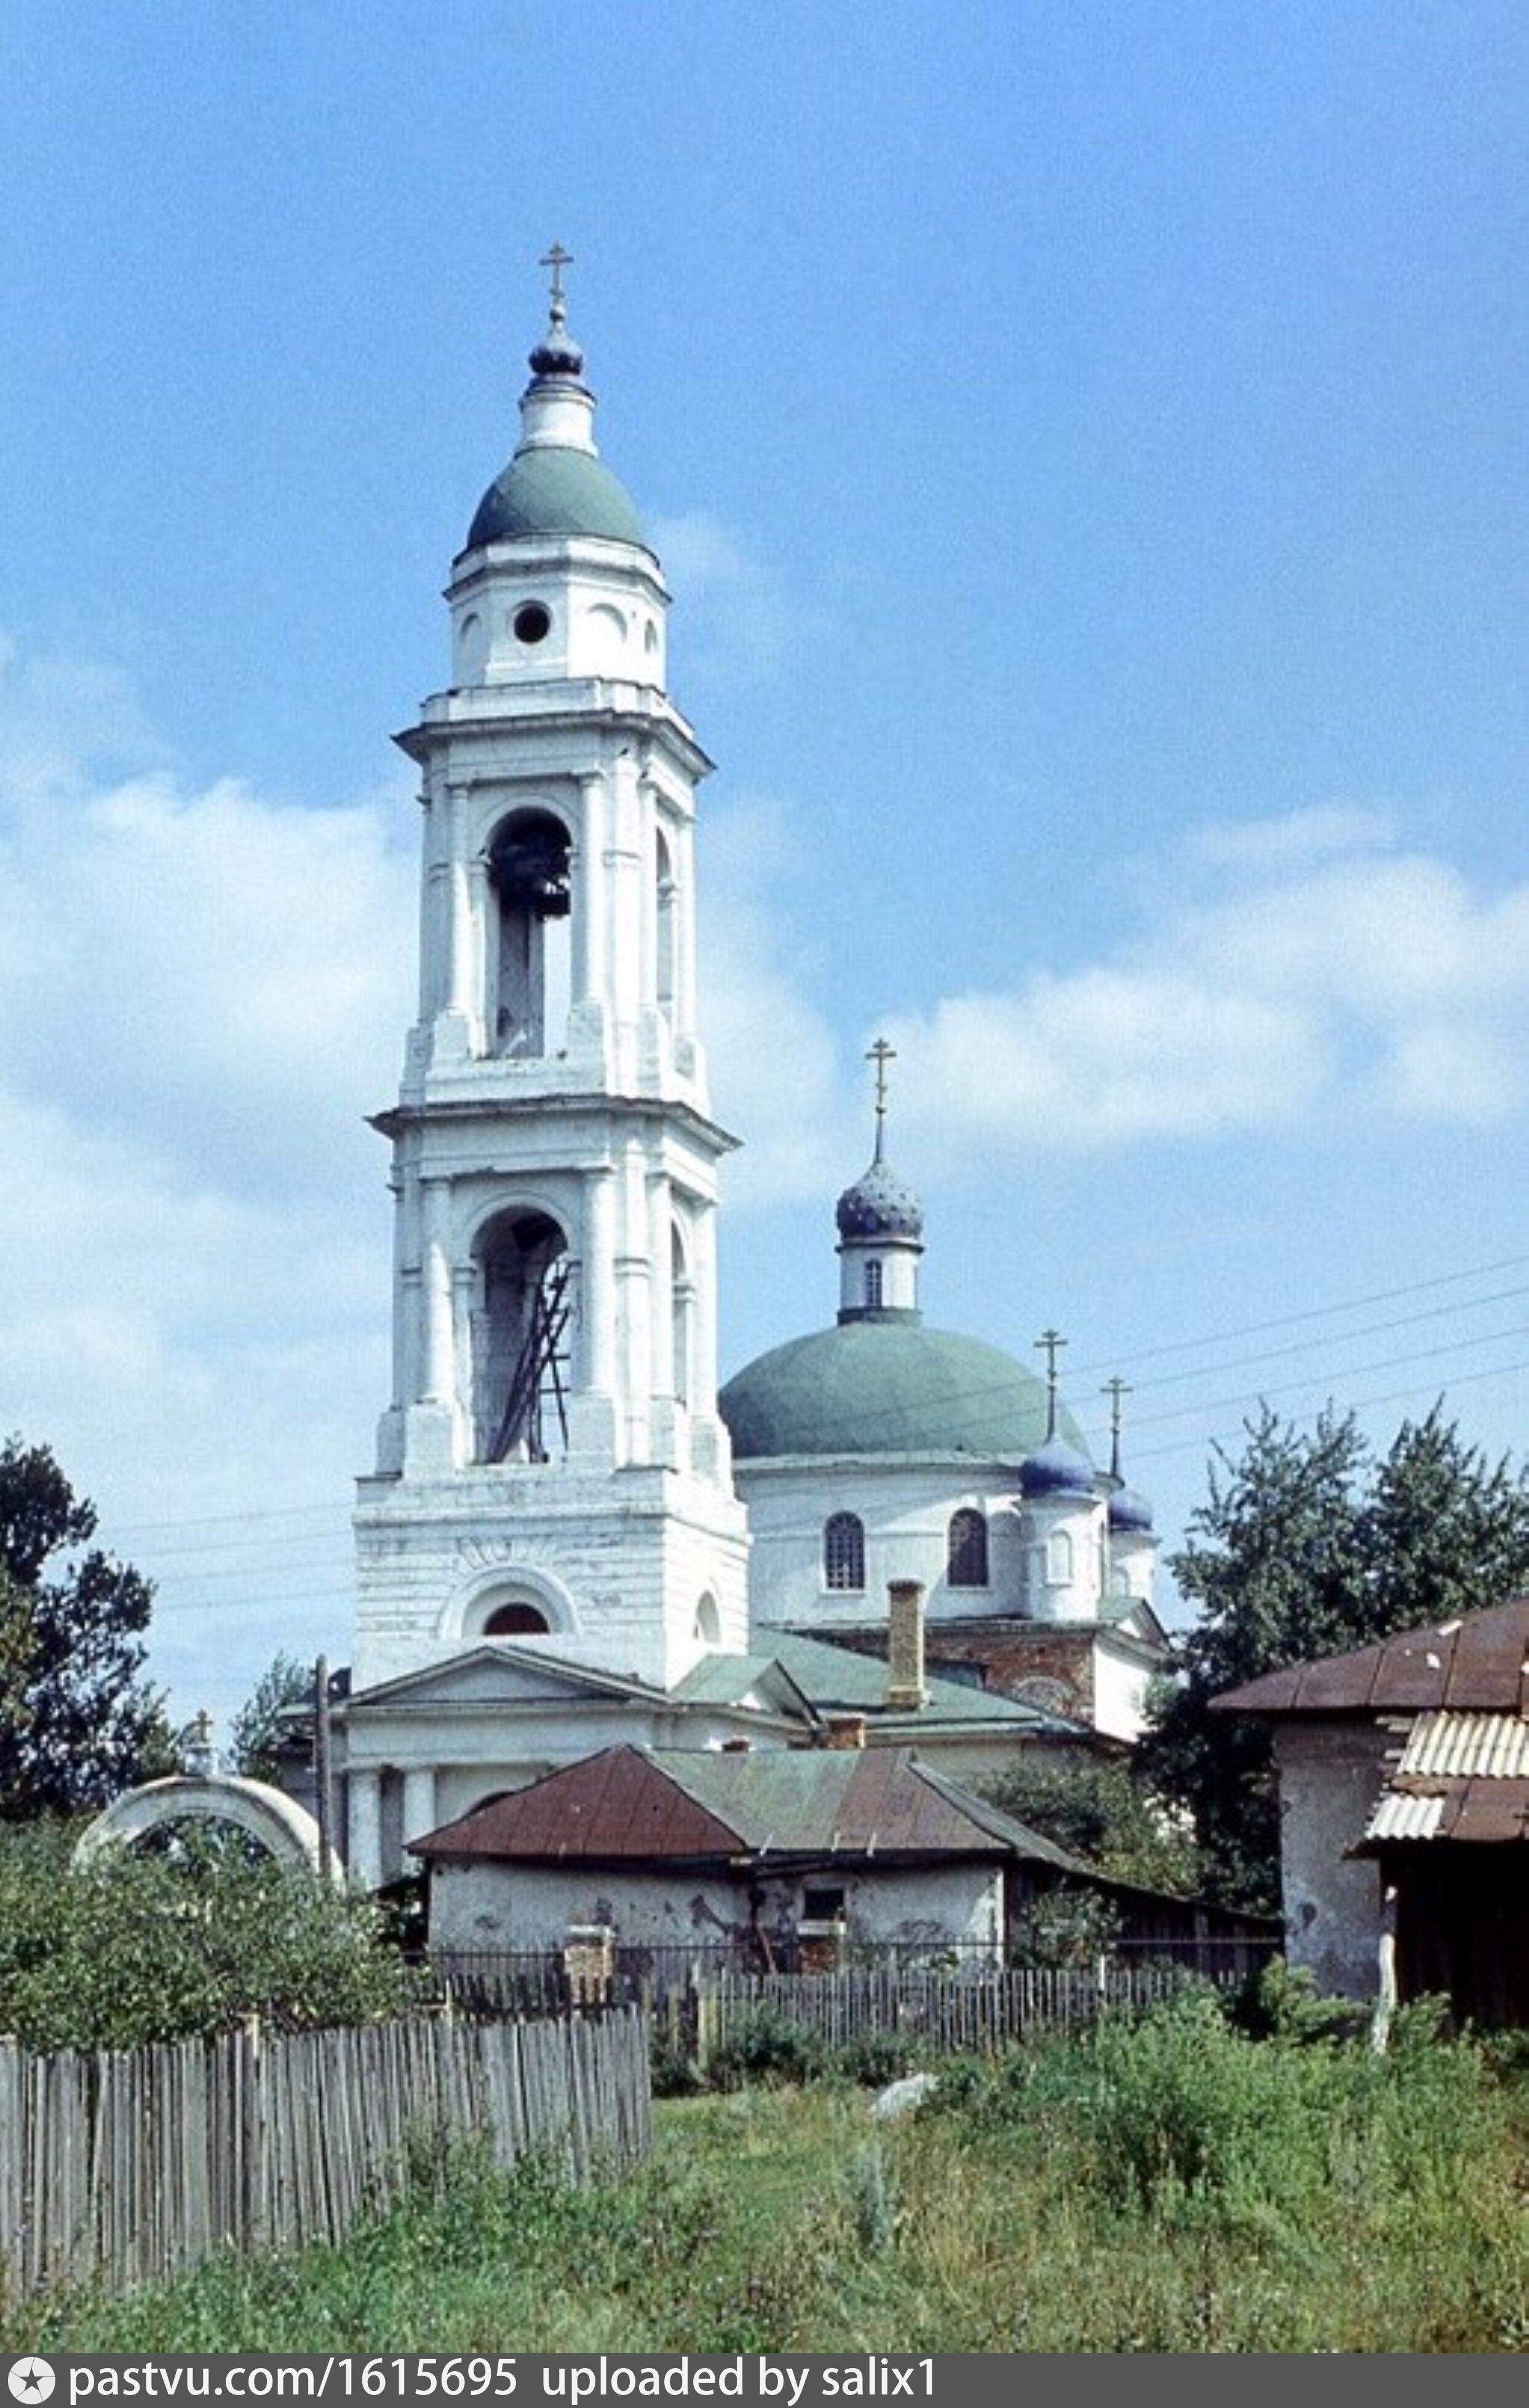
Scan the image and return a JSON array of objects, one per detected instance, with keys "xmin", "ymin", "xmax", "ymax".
[
  {"xmin": 486, "ymin": 808, "xmax": 573, "ymax": 1058},
  {"xmin": 471, "ymin": 1208, "xmax": 574, "ymax": 1463}
]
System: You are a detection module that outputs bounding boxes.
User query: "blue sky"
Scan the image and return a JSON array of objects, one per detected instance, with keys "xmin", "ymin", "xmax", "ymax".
[{"xmin": 1, "ymin": 1, "xmax": 1526, "ymax": 1734}]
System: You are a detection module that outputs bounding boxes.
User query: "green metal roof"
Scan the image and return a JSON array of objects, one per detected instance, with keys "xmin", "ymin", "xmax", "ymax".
[
  {"xmin": 466, "ymin": 447, "xmax": 646, "ymax": 550},
  {"xmin": 718, "ymin": 1318, "xmax": 1089, "ymax": 1464}
]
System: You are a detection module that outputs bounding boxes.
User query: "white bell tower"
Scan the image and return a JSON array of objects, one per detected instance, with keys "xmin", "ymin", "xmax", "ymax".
[{"xmin": 354, "ymin": 254, "xmax": 749, "ymax": 1694}]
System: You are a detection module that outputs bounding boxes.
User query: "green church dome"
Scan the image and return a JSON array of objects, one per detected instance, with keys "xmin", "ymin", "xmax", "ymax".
[
  {"xmin": 466, "ymin": 446, "xmax": 646, "ymax": 551},
  {"xmin": 718, "ymin": 1318, "xmax": 1089, "ymax": 1464}
]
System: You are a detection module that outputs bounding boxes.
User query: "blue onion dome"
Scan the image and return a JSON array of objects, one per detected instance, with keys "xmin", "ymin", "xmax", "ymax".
[
  {"xmin": 1108, "ymin": 1483, "xmax": 1155, "ymax": 1534},
  {"xmin": 1019, "ymin": 1438, "xmax": 1097, "ymax": 1501},
  {"xmin": 835, "ymin": 1155, "xmax": 925, "ymax": 1245}
]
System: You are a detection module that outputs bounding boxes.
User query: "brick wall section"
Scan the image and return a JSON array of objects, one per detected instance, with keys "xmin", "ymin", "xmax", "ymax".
[{"xmin": 805, "ymin": 1617, "xmax": 1100, "ymax": 1726}]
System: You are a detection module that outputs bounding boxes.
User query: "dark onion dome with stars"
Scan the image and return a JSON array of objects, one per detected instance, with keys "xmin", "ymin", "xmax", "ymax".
[
  {"xmin": 719, "ymin": 1054, "xmax": 1091, "ymax": 1467},
  {"xmin": 464, "ymin": 248, "xmax": 648, "ymax": 554},
  {"xmin": 834, "ymin": 1150, "xmax": 926, "ymax": 1246}
]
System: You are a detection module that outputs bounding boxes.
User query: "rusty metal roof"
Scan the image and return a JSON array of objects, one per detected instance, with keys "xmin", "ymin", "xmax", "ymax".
[
  {"xmin": 1211, "ymin": 1596, "xmax": 1529, "ymax": 1719},
  {"xmin": 410, "ymin": 1742, "xmax": 1083, "ymax": 1868}
]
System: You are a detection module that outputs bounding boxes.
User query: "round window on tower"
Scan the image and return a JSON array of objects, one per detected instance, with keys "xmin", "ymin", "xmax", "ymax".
[{"xmin": 514, "ymin": 601, "xmax": 552, "ymax": 646}]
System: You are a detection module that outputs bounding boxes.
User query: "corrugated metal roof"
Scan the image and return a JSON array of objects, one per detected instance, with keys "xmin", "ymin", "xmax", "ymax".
[
  {"xmin": 1211, "ymin": 1596, "xmax": 1529, "ymax": 1718},
  {"xmin": 1364, "ymin": 1792, "xmax": 1446, "ymax": 1843},
  {"xmin": 1397, "ymin": 1711, "xmax": 1529, "ymax": 1780}
]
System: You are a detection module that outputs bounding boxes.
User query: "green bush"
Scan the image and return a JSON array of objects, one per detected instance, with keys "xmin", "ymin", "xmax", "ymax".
[{"xmin": 0, "ymin": 1819, "xmax": 419, "ymax": 2049}]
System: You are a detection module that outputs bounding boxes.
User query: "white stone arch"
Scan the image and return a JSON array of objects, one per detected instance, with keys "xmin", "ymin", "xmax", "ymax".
[
  {"xmin": 73, "ymin": 1775, "xmax": 338, "ymax": 1881},
  {"xmin": 437, "ymin": 1559, "xmax": 583, "ymax": 1648}
]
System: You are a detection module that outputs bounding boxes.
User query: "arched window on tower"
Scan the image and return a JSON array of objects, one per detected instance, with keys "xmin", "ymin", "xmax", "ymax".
[
  {"xmin": 863, "ymin": 1260, "xmax": 883, "ymax": 1309},
  {"xmin": 471, "ymin": 1210, "xmax": 573, "ymax": 1464},
  {"xmin": 671, "ymin": 1224, "xmax": 693, "ymax": 1407},
  {"xmin": 655, "ymin": 827, "xmax": 677, "ymax": 1026},
  {"xmin": 947, "ymin": 1507, "xmax": 989, "ymax": 1589},
  {"xmin": 824, "ymin": 1512, "xmax": 866, "ymax": 1592},
  {"xmin": 486, "ymin": 808, "xmax": 572, "ymax": 1058}
]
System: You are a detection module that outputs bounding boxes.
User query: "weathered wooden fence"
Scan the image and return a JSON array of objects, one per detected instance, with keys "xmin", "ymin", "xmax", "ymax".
[
  {"xmin": 675, "ymin": 1961, "xmax": 1222, "ymax": 2064},
  {"xmin": 0, "ymin": 2007, "xmax": 651, "ymax": 2302}
]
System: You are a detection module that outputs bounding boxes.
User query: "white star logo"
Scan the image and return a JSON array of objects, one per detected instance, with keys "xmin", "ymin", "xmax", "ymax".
[{"xmin": 8, "ymin": 2363, "xmax": 55, "ymax": 2404}]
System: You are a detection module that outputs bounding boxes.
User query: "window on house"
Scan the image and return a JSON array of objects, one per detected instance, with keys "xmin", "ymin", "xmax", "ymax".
[
  {"xmin": 824, "ymin": 1511, "xmax": 866, "ymax": 1592},
  {"xmin": 947, "ymin": 1507, "xmax": 990, "ymax": 1588},
  {"xmin": 803, "ymin": 1886, "xmax": 846, "ymax": 1922}
]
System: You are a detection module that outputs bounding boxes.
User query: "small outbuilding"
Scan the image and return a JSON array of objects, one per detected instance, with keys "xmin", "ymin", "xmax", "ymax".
[
  {"xmin": 410, "ymin": 1740, "xmax": 1275, "ymax": 1977},
  {"xmin": 1212, "ymin": 1594, "xmax": 1529, "ymax": 2027}
]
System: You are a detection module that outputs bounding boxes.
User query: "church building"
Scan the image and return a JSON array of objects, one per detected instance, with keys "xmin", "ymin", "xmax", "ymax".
[{"xmin": 335, "ymin": 263, "xmax": 1167, "ymax": 1891}]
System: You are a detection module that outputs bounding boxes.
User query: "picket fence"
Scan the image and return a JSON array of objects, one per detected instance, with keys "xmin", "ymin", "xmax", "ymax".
[{"xmin": 0, "ymin": 2007, "xmax": 652, "ymax": 2303}]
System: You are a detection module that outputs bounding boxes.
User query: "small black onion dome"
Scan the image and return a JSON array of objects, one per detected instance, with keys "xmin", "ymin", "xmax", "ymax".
[
  {"xmin": 1109, "ymin": 1483, "xmax": 1155, "ymax": 1534},
  {"xmin": 528, "ymin": 322, "xmax": 584, "ymax": 380},
  {"xmin": 1019, "ymin": 1438, "xmax": 1097, "ymax": 1500},
  {"xmin": 835, "ymin": 1157, "xmax": 925, "ymax": 1244}
]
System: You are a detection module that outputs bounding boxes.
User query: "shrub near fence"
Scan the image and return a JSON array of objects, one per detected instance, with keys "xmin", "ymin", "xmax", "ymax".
[{"xmin": 0, "ymin": 2007, "xmax": 652, "ymax": 2303}]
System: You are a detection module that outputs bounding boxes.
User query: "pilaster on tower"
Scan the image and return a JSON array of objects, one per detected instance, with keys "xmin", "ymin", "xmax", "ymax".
[{"xmin": 353, "ymin": 260, "xmax": 750, "ymax": 1697}]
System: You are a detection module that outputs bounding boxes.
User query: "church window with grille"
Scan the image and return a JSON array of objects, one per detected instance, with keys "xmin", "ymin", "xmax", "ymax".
[
  {"xmin": 947, "ymin": 1507, "xmax": 989, "ymax": 1588},
  {"xmin": 824, "ymin": 1511, "xmax": 865, "ymax": 1592},
  {"xmin": 863, "ymin": 1259, "xmax": 883, "ymax": 1309}
]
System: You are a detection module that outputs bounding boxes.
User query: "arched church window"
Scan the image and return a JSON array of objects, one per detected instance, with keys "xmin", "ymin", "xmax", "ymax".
[
  {"xmin": 863, "ymin": 1260, "xmax": 883, "ymax": 1309},
  {"xmin": 486, "ymin": 809, "xmax": 572, "ymax": 1058},
  {"xmin": 824, "ymin": 1512, "xmax": 865, "ymax": 1592},
  {"xmin": 947, "ymin": 1508, "xmax": 989, "ymax": 1589},
  {"xmin": 671, "ymin": 1224, "xmax": 693, "ymax": 1407},
  {"xmin": 483, "ymin": 1602, "xmax": 550, "ymax": 1636},
  {"xmin": 471, "ymin": 1210, "xmax": 573, "ymax": 1464},
  {"xmin": 655, "ymin": 827, "xmax": 677, "ymax": 1024},
  {"xmin": 1046, "ymin": 1529, "xmax": 1074, "ymax": 1587}
]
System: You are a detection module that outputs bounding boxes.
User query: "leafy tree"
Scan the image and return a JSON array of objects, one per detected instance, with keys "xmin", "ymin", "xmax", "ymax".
[
  {"xmin": 0, "ymin": 1819, "xmax": 419, "ymax": 2049},
  {"xmin": 1138, "ymin": 1401, "xmax": 1529, "ymax": 1912},
  {"xmin": 0, "ymin": 1435, "xmax": 177, "ymax": 1817},
  {"xmin": 979, "ymin": 1755, "xmax": 1202, "ymax": 1897},
  {"xmin": 229, "ymin": 1651, "xmax": 315, "ymax": 1783}
]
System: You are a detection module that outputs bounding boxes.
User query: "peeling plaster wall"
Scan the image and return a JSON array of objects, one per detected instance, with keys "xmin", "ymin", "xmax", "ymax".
[
  {"xmin": 425, "ymin": 1857, "xmax": 1003, "ymax": 1955},
  {"xmin": 1275, "ymin": 1720, "xmax": 1391, "ymax": 2000}
]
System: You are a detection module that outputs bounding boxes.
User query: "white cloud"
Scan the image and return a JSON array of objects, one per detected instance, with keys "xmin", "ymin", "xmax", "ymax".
[
  {"xmin": 0, "ymin": 641, "xmax": 416, "ymax": 1718},
  {"xmin": 872, "ymin": 810, "xmax": 1529, "ymax": 1168},
  {"xmin": 648, "ymin": 512, "xmax": 792, "ymax": 677}
]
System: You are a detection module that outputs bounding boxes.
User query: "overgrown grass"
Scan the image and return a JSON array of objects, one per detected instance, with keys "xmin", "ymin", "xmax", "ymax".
[{"xmin": 8, "ymin": 1990, "xmax": 1529, "ymax": 2353}]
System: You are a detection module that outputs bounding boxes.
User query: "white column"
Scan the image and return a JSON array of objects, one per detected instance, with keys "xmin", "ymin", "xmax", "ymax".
[
  {"xmin": 402, "ymin": 1766, "xmax": 437, "ymax": 1855},
  {"xmin": 422, "ymin": 1178, "xmax": 455, "ymax": 1405},
  {"xmin": 574, "ymin": 771, "xmax": 605, "ymax": 1007},
  {"xmin": 582, "ymin": 1170, "xmax": 616, "ymax": 1397},
  {"xmin": 346, "ymin": 1768, "xmax": 383, "ymax": 1892}
]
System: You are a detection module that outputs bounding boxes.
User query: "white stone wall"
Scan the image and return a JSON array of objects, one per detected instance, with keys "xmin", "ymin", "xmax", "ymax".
[{"xmin": 740, "ymin": 1459, "xmax": 1039, "ymax": 1633}]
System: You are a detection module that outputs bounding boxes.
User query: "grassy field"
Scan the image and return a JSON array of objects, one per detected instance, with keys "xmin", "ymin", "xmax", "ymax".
[{"xmin": 8, "ymin": 1990, "xmax": 1529, "ymax": 2354}]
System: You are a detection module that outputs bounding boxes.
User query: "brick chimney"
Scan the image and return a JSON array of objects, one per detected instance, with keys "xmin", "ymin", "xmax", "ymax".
[
  {"xmin": 887, "ymin": 1577, "xmax": 927, "ymax": 1710},
  {"xmin": 823, "ymin": 1713, "xmax": 868, "ymax": 1750}
]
